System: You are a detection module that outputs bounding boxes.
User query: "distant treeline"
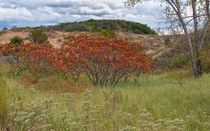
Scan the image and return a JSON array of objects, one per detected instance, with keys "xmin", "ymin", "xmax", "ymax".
[{"xmin": 32, "ymin": 19, "xmax": 157, "ymax": 35}]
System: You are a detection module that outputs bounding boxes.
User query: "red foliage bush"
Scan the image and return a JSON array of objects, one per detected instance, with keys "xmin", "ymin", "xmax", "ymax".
[
  {"xmin": 0, "ymin": 42, "xmax": 56, "ymax": 82},
  {"xmin": 0, "ymin": 34, "xmax": 154, "ymax": 86},
  {"xmin": 59, "ymin": 34, "xmax": 154, "ymax": 86}
]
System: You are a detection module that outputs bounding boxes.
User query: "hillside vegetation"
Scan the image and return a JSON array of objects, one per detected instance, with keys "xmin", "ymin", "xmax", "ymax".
[{"xmin": 36, "ymin": 19, "xmax": 157, "ymax": 35}]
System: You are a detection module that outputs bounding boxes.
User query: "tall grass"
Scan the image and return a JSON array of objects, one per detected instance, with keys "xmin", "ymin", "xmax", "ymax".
[
  {"xmin": 0, "ymin": 72, "xmax": 210, "ymax": 130},
  {"xmin": 0, "ymin": 76, "xmax": 10, "ymax": 129}
]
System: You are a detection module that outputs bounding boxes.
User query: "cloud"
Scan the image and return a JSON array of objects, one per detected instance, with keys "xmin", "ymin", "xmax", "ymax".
[
  {"xmin": 0, "ymin": 0, "xmax": 163, "ymax": 30},
  {"xmin": 0, "ymin": 7, "xmax": 33, "ymax": 21}
]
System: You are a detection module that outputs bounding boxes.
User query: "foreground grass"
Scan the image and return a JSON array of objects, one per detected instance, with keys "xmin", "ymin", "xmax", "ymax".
[{"xmin": 0, "ymin": 73, "xmax": 209, "ymax": 130}]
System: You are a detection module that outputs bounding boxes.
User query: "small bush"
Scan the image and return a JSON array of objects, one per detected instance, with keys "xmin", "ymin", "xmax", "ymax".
[
  {"xmin": 29, "ymin": 30, "xmax": 48, "ymax": 45},
  {"xmin": 108, "ymin": 30, "xmax": 117, "ymax": 38},
  {"xmin": 9, "ymin": 36, "xmax": 24, "ymax": 45},
  {"xmin": 3, "ymin": 27, "xmax": 8, "ymax": 30},
  {"xmin": 99, "ymin": 29, "xmax": 117, "ymax": 38},
  {"xmin": 171, "ymin": 52, "xmax": 190, "ymax": 68},
  {"xmin": 100, "ymin": 29, "xmax": 110, "ymax": 38},
  {"xmin": 2, "ymin": 36, "xmax": 24, "ymax": 55}
]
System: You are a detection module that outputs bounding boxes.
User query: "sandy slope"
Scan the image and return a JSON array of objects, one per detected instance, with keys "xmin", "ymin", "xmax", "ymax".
[
  {"xmin": 0, "ymin": 29, "xmax": 68, "ymax": 48},
  {"xmin": 0, "ymin": 29, "xmax": 30, "ymax": 44},
  {"xmin": 0, "ymin": 29, "xmax": 165, "ymax": 56}
]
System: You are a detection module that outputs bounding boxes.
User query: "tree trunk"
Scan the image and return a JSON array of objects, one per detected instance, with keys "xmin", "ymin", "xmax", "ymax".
[
  {"xmin": 182, "ymin": 23, "xmax": 198, "ymax": 78},
  {"xmin": 166, "ymin": 0, "xmax": 198, "ymax": 78},
  {"xmin": 192, "ymin": 0, "xmax": 202, "ymax": 77},
  {"xmin": 175, "ymin": 1, "xmax": 198, "ymax": 78}
]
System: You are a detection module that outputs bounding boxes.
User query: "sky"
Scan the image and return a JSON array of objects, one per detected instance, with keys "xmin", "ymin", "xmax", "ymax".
[{"xmin": 0, "ymin": 0, "xmax": 164, "ymax": 30}]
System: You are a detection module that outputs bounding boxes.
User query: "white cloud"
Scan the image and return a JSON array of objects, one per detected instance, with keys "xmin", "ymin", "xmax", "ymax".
[
  {"xmin": 0, "ymin": 7, "xmax": 33, "ymax": 21},
  {"xmin": 126, "ymin": 14, "xmax": 136, "ymax": 18},
  {"xmin": 0, "ymin": 0, "xmax": 163, "ymax": 29}
]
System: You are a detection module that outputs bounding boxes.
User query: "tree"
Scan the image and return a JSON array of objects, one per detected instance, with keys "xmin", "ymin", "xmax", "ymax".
[
  {"xmin": 29, "ymin": 30, "xmax": 48, "ymax": 45},
  {"xmin": 125, "ymin": 0, "xmax": 209, "ymax": 78}
]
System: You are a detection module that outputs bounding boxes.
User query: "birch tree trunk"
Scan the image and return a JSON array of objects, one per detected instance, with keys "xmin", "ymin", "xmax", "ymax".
[
  {"xmin": 167, "ymin": 0, "xmax": 198, "ymax": 77},
  {"xmin": 192, "ymin": 0, "xmax": 202, "ymax": 77}
]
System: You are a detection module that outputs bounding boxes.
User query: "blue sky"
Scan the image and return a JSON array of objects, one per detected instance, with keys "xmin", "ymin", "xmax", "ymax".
[{"xmin": 0, "ymin": 0, "xmax": 164, "ymax": 30}]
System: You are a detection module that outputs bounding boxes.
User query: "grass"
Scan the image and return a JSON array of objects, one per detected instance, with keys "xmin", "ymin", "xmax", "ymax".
[
  {"xmin": 0, "ymin": 76, "xmax": 10, "ymax": 128},
  {"xmin": 0, "ymin": 72, "xmax": 210, "ymax": 130}
]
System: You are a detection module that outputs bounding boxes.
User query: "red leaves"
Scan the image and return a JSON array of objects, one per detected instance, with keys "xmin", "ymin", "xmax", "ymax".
[
  {"xmin": 0, "ymin": 34, "xmax": 154, "ymax": 85},
  {"xmin": 61, "ymin": 34, "xmax": 154, "ymax": 77}
]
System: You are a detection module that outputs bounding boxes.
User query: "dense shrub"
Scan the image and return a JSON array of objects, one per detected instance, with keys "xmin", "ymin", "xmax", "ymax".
[
  {"xmin": 4, "ymin": 36, "xmax": 24, "ymax": 55},
  {"xmin": 99, "ymin": 29, "xmax": 117, "ymax": 38},
  {"xmin": 0, "ymin": 43, "xmax": 22, "ymax": 56},
  {"xmin": 29, "ymin": 30, "xmax": 48, "ymax": 45},
  {"xmin": 0, "ymin": 43, "xmax": 56, "ymax": 82},
  {"xmin": 99, "ymin": 29, "xmax": 110, "ymax": 38},
  {"xmin": 9, "ymin": 36, "xmax": 23, "ymax": 45},
  {"xmin": 171, "ymin": 52, "xmax": 190, "ymax": 68},
  {"xmin": 60, "ymin": 34, "xmax": 154, "ymax": 86},
  {"xmin": 0, "ymin": 34, "xmax": 154, "ymax": 86}
]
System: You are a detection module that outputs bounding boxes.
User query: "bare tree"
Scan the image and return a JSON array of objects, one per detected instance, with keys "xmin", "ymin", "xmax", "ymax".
[{"xmin": 125, "ymin": 0, "xmax": 209, "ymax": 78}]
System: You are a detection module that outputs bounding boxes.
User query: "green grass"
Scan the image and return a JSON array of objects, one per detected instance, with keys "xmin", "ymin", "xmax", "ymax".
[
  {"xmin": 0, "ymin": 73, "xmax": 210, "ymax": 130},
  {"xmin": 0, "ymin": 76, "xmax": 10, "ymax": 128}
]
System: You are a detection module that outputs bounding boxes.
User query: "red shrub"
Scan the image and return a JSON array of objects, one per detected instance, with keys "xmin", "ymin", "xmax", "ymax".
[
  {"xmin": 0, "ymin": 34, "xmax": 154, "ymax": 87},
  {"xmin": 60, "ymin": 34, "xmax": 154, "ymax": 86}
]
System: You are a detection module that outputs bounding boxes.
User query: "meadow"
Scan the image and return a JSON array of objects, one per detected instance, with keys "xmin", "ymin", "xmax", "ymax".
[
  {"xmin": 0, "ymin": 69, "xmax": 209, "ymax": 130},
  {"xmin": 0, "ymin": 30, "xmax": 209, "ymax": 131}
]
